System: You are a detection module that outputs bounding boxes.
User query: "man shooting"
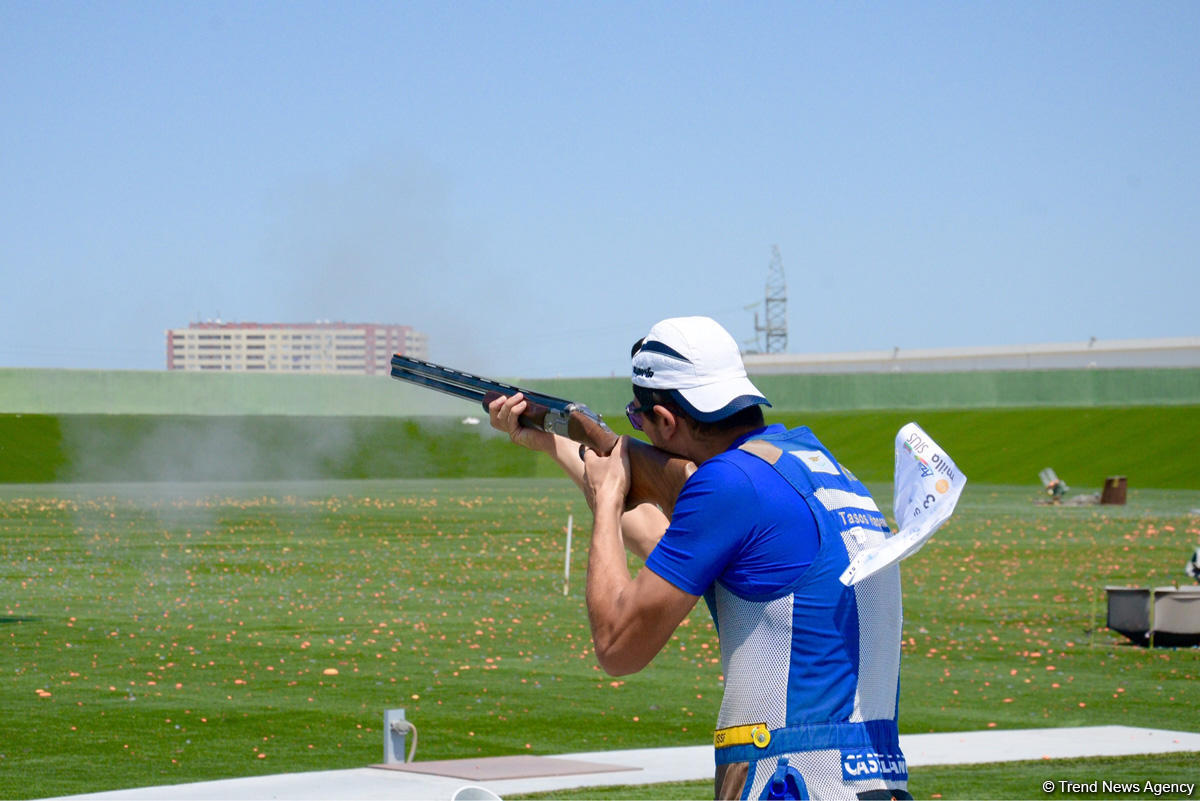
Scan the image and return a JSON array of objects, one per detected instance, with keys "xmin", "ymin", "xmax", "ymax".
[{"xmin": 489, "ymin": 316, "xmax": 910, "ymax": 800}]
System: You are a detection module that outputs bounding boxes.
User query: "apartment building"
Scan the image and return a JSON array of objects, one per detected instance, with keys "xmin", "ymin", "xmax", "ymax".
[{"xmin": 166, "ymin": 321, "xmax": 429, "ymax": 374}]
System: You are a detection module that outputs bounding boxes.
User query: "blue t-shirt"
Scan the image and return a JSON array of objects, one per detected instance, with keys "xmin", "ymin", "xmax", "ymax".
[{"xmin": 644, "ymin": 424, "xmax": 820, "ymax": 601}]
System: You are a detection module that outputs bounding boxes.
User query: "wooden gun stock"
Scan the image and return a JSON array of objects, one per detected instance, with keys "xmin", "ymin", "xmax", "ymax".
[{"xmin": 624, "ymin": 438, "xmax": 696, "ymax": 518}]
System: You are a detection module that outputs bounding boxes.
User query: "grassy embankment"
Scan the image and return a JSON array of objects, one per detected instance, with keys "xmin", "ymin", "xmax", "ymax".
[{"xmin": 2, "ymin": 404, "xmax": 1198, "ymax": 489}]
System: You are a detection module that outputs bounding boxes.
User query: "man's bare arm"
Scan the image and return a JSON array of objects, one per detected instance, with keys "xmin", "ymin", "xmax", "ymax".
[
  {"xmin": 583, "ymin": 439, "xmax": 698, "ymax": 676},
  {"xmin": 617, "ymin": 502, "xmax": 669, "ymax": 561}
]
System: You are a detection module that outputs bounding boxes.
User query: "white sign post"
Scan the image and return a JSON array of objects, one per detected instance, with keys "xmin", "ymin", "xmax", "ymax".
[{"xmin": 563, "ymin": 514, "xmax": 573, "ymax": 596}]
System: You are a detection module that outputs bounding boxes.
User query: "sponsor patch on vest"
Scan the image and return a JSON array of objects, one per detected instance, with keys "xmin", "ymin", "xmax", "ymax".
[
  {"xmin": 841, "ymin": 751, "xmax": 908, "ymax": 782},
  {"xmin": 789, "ymin": 449, "xmax": 839, "ymax": 475}
]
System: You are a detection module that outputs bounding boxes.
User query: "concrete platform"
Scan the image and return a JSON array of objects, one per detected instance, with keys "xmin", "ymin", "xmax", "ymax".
[{"xmin": 45, "ymin": 726, "xmax": 1200, "ymax": 801}]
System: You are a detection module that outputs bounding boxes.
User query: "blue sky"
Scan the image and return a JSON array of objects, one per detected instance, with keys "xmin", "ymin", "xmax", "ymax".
[{"xmin": 2, "ymin": 1, "xmax": 1196, "ymax": 377}]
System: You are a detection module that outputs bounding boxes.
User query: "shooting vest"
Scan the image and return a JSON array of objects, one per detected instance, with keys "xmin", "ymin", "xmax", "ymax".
[{"xmin": 713, "ymin": 426, "xmax": 907, "ymax": 800}]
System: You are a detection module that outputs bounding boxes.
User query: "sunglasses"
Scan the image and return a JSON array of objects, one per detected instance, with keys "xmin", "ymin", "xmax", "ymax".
[{"xmin": 625, "ymin": 400, "xmax": 653, "ymax": 431}]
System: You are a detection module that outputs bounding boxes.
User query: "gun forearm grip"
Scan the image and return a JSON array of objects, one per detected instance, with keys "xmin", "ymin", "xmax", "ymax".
[{"xmin": 482, "ymin": 390, "xmax": 552, "ymax": 431}]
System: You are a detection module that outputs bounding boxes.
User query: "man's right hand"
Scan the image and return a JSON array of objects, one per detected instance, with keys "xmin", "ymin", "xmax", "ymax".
[{"xmin": 487, "ymin": 392, "xmax": 556, "ymax": 454}]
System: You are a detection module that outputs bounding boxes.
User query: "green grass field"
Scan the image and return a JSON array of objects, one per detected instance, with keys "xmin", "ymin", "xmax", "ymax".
[{"xmin": 2, "ymin": 475, "xmax": 1198, "ymax": 799}]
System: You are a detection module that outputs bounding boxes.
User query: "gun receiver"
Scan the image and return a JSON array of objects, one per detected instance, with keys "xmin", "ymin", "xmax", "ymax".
[{"xmin": 390, "ymin": 355, "xmax": 696, "ymax": 516}]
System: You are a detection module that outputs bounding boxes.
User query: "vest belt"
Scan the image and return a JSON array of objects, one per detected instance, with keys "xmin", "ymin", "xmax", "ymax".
[
  {"xmin": 713, "ymin": 722, "xmax": 772, "ymax": 749},
  {"xmin": 713, "ymin": 720, "xmax": 904, "ymax": 766}
]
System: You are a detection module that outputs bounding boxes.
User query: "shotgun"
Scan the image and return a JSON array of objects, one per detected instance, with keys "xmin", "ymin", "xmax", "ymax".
[{"xmin": 390, "ymin": 355, "xmax": 696, "ymax": 516}]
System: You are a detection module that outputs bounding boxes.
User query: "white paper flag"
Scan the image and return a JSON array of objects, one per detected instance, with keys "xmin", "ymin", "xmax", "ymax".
[{"xmin": 838, "ymin": 422, "xmax": 966, "ymax": 586}]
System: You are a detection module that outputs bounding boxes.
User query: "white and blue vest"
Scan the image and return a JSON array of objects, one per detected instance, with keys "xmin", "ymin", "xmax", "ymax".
[{"xmin": 713, "ymin": 426, "xmax": 906, "ymax": 789}]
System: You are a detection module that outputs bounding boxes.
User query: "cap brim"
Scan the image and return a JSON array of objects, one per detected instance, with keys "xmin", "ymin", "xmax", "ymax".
[{"xmin": 671, "ymin": 376, "xmax": 771, "ymax": 423}]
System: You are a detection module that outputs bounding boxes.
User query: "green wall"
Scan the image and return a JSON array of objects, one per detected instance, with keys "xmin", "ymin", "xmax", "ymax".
[
  {"xmin": 0, "ymin": 368, "xmax": 459, "ymax": 416},
  {"xmin": 2, "ymin": 367, "xmax": 1199, "ymax": 416},
  {"xmin": 753, "ymin": 368, "xmax": 1200, "ymax": 411}
]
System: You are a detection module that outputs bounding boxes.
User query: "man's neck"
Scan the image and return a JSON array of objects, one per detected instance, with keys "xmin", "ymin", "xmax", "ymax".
[{"xmin": 692, "ymin": 423, "xmax": 767, "ymax": 463}]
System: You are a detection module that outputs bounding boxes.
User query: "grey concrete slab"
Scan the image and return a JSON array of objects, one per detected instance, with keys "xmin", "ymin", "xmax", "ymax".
[
  {"xmin": 44, "ymin": 768, "xmax": 465, "ymax": 801},
  {"xmin": 900, "ymin": 725, "xmax": 1200, "ymax": 767},
  {"xmin": 43, "ymin": 726, "xmax": 1200, "ymax": 801}
]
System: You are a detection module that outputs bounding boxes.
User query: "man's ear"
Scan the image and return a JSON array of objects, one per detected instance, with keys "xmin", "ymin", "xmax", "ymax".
[{"xmin": 652, "ymin": 405, "xmax": 678, "ymax": 438}]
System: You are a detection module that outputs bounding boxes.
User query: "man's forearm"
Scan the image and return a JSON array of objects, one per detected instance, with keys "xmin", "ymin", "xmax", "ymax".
[
  {"xmin": 545, "ymin": 434, "xmax": 587, "ymax": 493},
  {"xmin": 585, "ymin": 493, "xmax": 633, "ymax": 669},
  {"xmin": 583, "ymin": 490, "xmax": 697, "ymax": 676}
]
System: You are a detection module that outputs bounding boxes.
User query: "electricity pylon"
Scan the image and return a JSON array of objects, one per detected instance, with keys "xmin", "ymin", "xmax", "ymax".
[{"xmin": 754, "ymin": 245, "xmax": 788, "ymax": 353}]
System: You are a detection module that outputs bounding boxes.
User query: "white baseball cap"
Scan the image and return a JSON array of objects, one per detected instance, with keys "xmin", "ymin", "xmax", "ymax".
[{"xmin": 631, "ymin": 316, "xmax": 770, "ymax": 422}]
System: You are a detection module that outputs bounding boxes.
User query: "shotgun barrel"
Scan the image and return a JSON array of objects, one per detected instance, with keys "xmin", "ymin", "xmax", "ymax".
[{"xmin": 389, "ymin": 355, "xmax": 695, "ymax": 515}]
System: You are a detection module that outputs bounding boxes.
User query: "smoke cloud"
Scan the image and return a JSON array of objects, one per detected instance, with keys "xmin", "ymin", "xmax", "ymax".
[{"xmin": 256, "ymin": 158, "xmax": 502, "ymax": 373}]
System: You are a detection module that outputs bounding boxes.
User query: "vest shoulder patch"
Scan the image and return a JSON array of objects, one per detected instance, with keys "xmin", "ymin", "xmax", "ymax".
[
  {"xmin": 788, "ymin": 449, "xmax": 839, "ymax": 475},
  {"xmin": 738, "ymin": 439, "xmax": 784, "ymax": 465}
]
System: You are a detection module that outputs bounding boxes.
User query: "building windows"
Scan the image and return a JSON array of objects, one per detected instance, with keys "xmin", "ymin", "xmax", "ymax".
[{"xmin": 165, "ymin": 322, "xmax": 428, "ymax": 374}]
